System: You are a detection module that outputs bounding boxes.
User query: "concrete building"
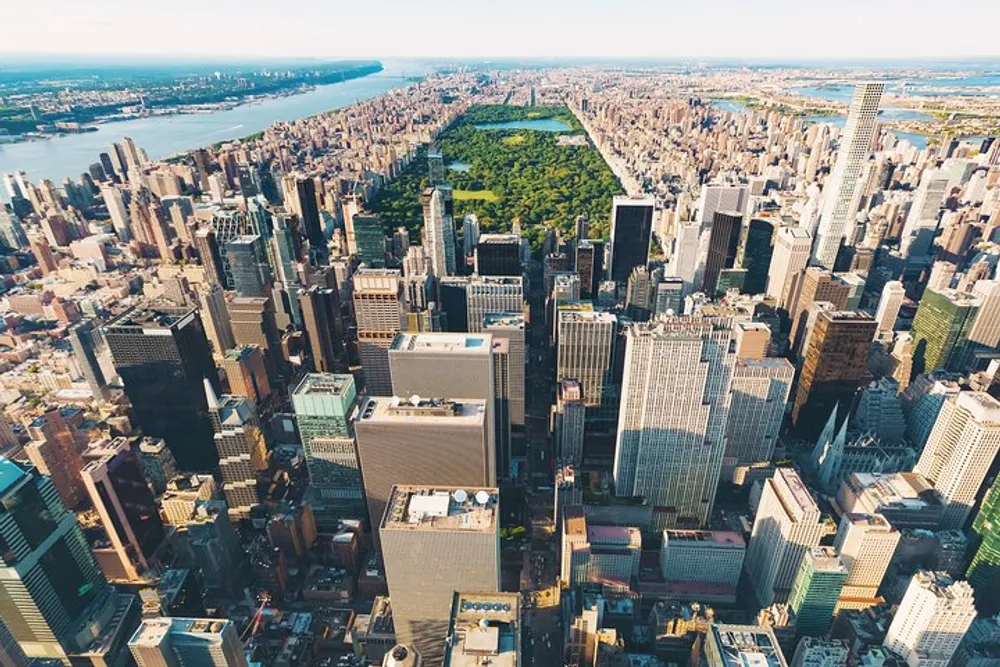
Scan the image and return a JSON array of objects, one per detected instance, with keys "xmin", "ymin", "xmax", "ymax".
[
  {"xmin": 790, "ymin": 637, "xmax": 850, "ymax": 667},
  {"xmin": 901, "ymin": 374, "xmax": 962, "ymax": 451},
  {"xmin": 129, "ymin": 617, "xmax": 248, "ymax": 666},
  {"xmin": 556, "ymin": 307, "xmax": 616, "ymax": 411},
  {"xmin": 380, "ymin": 485, "xmax": 499, "ymax": 665},
  {"xmin": 914, "ymin": 392, "xmax": 1000, "ymax": 529},
  {"xmin": 910, "ymin": 288, "xmax": 980, "ymax": 375},
  {"xmin": 705, "ymin": 624, "xmax": 788, "ymax": 667},
  {"xmin": 206, "ymin": 382, "xmax": 267, "ymax": 519},
  {"xmin": 745, "ymin": 469, "xmax": 824, "ymax": 606},
  {"xmin": 834, "ymin": 513, "xmax": 901, "ymax": 607},
  {"xmin": 613, "ymin": 316, "xmax": 737, "ymax": 528},
  {"xmin": 883, "ymin": 572, "xmax": 976, "ymax": 667},
  {"xmin": 474, "ymin": 234, "xmax": 521, "ymax": 277},
  {"xmin": 789, "ymin": 268, "xmax": 853, "ymax": 355},
  {"xmin": 552, "ymin": 379, "xmax": 586, "ymax": 466},
  {"xmin": 444, "ymin": 592, "xmax": 520, "ymax": 667},
  {"xmin": 659, "ymin": 530, "xmax": 746, "ymax": 588},
  {"xmin": 836, "ymin": 473, "xmax": 943, "ymax": 531},
  {"xmin": 466, "ymin": 276, "xmax": 523, "ymax": 333},
  {"xmin": 875, "ymin": 281, "xmax": 906, "ymax": 335},
  {"xmin": 723, "ymin": 358, "xmax": 794, "ymax": 478},
  {"xmin": 483, "ymin": 312, "xmax": 525, "ymax": 429},
  {"xmin": 767, "ymin": 228, "xmax": 812, "ymax": 308},
  {"xmin": 353, "ymin": 268, "xmax": 403, "ymax": 395}
]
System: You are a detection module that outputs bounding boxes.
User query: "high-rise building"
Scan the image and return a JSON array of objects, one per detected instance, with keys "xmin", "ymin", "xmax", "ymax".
[
  {"xmin": 475, "ymin": 234, "xmax": 521, "ymax": 276},
  {"xmin": 900, "ymin": 169, "xmax": 949, "ymax": 260},
  {"xmin": 137, "ymin": 438, "xmax": 177, "ymax": 495},
  {"xmin": 609, "ymin": 195, "xmax": 655, "ymax": 283},
  {"xmin": 790, "ymin": 638, "xmax": 849, "ymax": 667},
  {"xmin": 834, "ymin": 513, "xmax": 900, "ymax": 607},
  {"xmin": 613, "ymin": 316, "xmax": 737, "ymax": 528},
  {"xmin": 353, "ymin": 214, "xmax": 386, "ymax": 268},
  {"xmin": 427, "ymin": 152, "xmax": 445, "ymax": 186},
  {"xmin": 742, "ymin": 218, "xmax": 776, "ymax": 295},
  {"xmin": 788, "ymin": 547, "xmax": 848, "ymax": 638},
  {"xmin": 467, "ymin": 276, "xmax": 523, "ymax": 333},
  {"xmin": 228, "ymin": 295, "xmax": 282, "ymax": 372},
  {"xmin": 421, "ymin": 187, "xmax": 456, "ymax": 277},
  {"xmin": 198, "ymin": 283, "xmax": 236, "ymax": 357},
  {"xmin": 0, "ymin": 615, "xmax": 29, "ymax": 667},
  {"xmin": 553, "ymin": 379, "xmax": 586, "ymax": 466},
  {"xmin": 129, "ymin": 617, "xmax": 248, "ymax": 667},
  {"xmin": 767, "ymin": 227, "xmax": 812, "ymax": 308},
  {"xmin": 0, "ymin": 458, "xmax": 113, "ymax": 661},
  {"xmin": 68, "ymin": 318, "xmax": 110, "ymax": 399},
  {"xmin": 813, "ymin": 83, "xmax": 884, "ymax": 267},
  {"xmin": 299, "ymin": 285, "xmax": 343, "ymax": 373},
  {"xmin": 745, "ymin": 468, "xmax": 824, "ymax": 606},
  {"xmin": 914, "ymin": 391, "xmax": 1000, "ymax": 529},
  {"xmin": 703, "ymin": 211, "xmax": 744, "ymax": 296},
  {"xmin": 705, "ymin": 625, "xmax": 788, "ymax": 667},
  {"xmin": 183, "ymin": 500, "xmax": 243, "ymax": 591},
  {"xmin": 105, "ymin": 306, "xmax": 219, "ymax": 470},
  {"xmin": 205, "ymin": 383, "xmax": 267, "ymax": 519},
  {"xmin": 789, "ymin": 268, "xmax": 852, "ymax": 354},
  {"xmin": 294, "ymin": 176, "xmax": 325, "ymax": 259},
  {"xmin": 444, "ymin": 592, "xmax": 520, "ymax": 667},
  {"xmin": 24, "ymin": 410, "xmax": 88, "ymax": 510},
  {"xmin": 875, "ymin": 281, "xmax": 906, "ymax": 335},
  {"xmin": 883, "ymin": 572, "xmax": 976, "ymax": 667},
  {"xmin": 355, "ymin": 397, "xmax": 492, "ymax": 552},
  {"xmin": 483, "ymin": 312, "xmax": 525, "ymax": 430},
  {"xmin": 792, "ymin": 311, "xmax": 878, "ymax": 438},
  {"xmin": 81, "ymin": 441, "xmax": 166, "ymax": 582},
  {"xmin": 220, "ymin": 345, "xmax": 271, "ymax": 406},
  {"xmin": 226, "ymin": 234, "xmax": 272, "ymax": 298},
  {"xmin": 462, "ymin": 214, "xmax": 480, "ymax": 259},
  {"xmin": 353, "ymin": 268, "xmax": 403, "ymax": 395},
  {"xmin": 659, "ymin": 529, "xmax": 746, "ymax": 589},
  {"xmin": 575, "ymin": 240, "xmax": 604, "ymax": 299},
  {"xmin": 380, "ymin": 485, "xmax": 499, "ymax": 665},
  {"xmin": 911, "ymin": 288, "xmax": 980, "ymax": 375},
  {"xmin": 723, "ymin": 358, "xmax": 795, "ymax": 477},
  {"xmin": 967, "ymin": 474, "xmax": 1000, "ymax": 612},
  {"xmin": 968, "ymin": 280, "xmax": 1000, "ymax": 363},
  {"xmin": 291, "ymin": 374, "xmax": 364, "ymax": 524},
  {"xmin": 556, "ymin": 307, "xmax": 616, "ymax": 410}
]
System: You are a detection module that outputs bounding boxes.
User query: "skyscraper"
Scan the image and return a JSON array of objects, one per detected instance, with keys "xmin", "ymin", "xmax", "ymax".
[
  {"xmin": 900, "ymin": 168, "xmax": 949, "ymax": 260},
  {"xmin": 967, "ymin": 474, "xmax": 1000, "ymax": 612},
  {"xmin": 105, "ymin": 306, "xmax": 219, "ymax": 470},
  {"xmin": 702, "ymin": 211, "xmax": 744, "ymax": 296},
  {"xmin": 791, "ymin": 311, "xmax": 877, "ymax": 438},
  {"xmin": 834, "ymin": 513, "xmax": 900, "ymax": 607},
  {"xmin": 206, "ymin": 382, "xmax": 267, "ymax": 520},
  {"xmin": 745, "ymin": 468, "xmax": 824, "ymax": 606},
  {"xmin": 875, "ymin": 281, "xmax": 906, "ymax": 334},
  {"xmin": 575, "ymin": 240, "xmax": 604, "ymax": 299},
  {"xmin": 421, "ymin": 187, "xmax": 456, "ymax": 277},
  {"xmin": 0, "ymin": 458, "xmax": 111, "ymax": 661},
  {"xmin": 813, "ymin": 82, "xmax": 884, "ymax": 267},
  {"xmin": 291, "ymin": 374, "xmax": 364, "ymax": 525},
  {"xmin": 353, "ymin": 268, "xmax": 403, "ymax": 395},
  {"xmin": 466, "ymin": 276, "xmax": 523, "ymax": 333},
  {"xmin": 129, "ymin": 617, "xmax": 248, "ymax": 667},
  {"xmin": 609, "ymin": 195, "xmax": 655, "ymax": 283},
  {"xmin": 483, "ymin": 312, "xmax": 525, "ymax": 432},
  {"xmin": 299, "ymin": 285, "xmax": 343, "ymax": 373},
  {"xmin": 911, "ymin": 288, "xmax": 980, "ymax": 375},
  {"xmin": 68, "ymin": 319, "xmax": 110, "ymax": 399},
  {"xmin": 553, "ymin": 379, "xmax": 586, "ymax": 466},
  {"xmin": 294, "ymin": 176, "xmax": 325, "ymax": 259},
  {"xmin": 556, "ymin": 307, "xmax": 616, "ymax": 410},
  {"xmin": 767, "ymin": 227, "xmax": 812, "ymax": 308},
  {"xmin": 379, "ymin": 484, "xmax": 499, "ymax": 664},
  {"xmin": 474, "ymin": 234, "xmax": 522, "ymax": 276},
  {"xmin": 220, "ymin": 345, "xmax": 271, "ymax": 406},
  {"xmin": 883, "ymin": 572, "xmax": 976, "ymax": 667},
  {"xmin": 225, "ymin": 235, "xmax": 272, "ymax": 298},
  {"xmin": 723, "ymin": 358, "xmax": 794, "ymax": 478},
  {"xmin": 789, "ymin": 268, "xmax": 852, "ymax": 354},
  {"xmin": 914, "ymin": 391, "xmax": 1000, "ymax": 529},
  {"xmin": 353, "ymin": 213, "xmax": 386, "ymax": 267},
  {"xmin": 741, "ymin": 218, "xmax": 776, "ymax": 295},
  {"xmin": 787, "ymin": 547, "xmax": 848, "ymax": 638},
  {"xmin": 613, "ymin": 316, "xmax": 737, "ymax": 528}
]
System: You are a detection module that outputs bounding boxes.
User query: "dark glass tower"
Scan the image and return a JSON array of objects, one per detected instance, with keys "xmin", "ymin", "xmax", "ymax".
[
  {"xmin": 295, "ymin": 176, "xmax": 325, "ymax": 254},
  {"xmin": 609, "ymin": 196, "xmax": 654, "ymax": 283},
  {"xmin": 226, "ymin": 234, "xmax": 273, "ymax": 298},
  {"xmin": 741, "ymin": 218, "xmax": 775, "ymax": 295},
  {"xmin": 104, "ymin": 307, "xmax": 220, "ymax": 470},
  {"xmin": 702, "ymin": 211, "xmax": 743, "ymax": 296}
]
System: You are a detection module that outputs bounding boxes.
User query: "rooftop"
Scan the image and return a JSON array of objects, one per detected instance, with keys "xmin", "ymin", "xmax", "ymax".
[
  {"xmin": 390, "ymin": 332, "xmax": 492, "ymax": 353},
  {"xmin": 105, "ymin": 305, "xmax": 195, "ymax": 330},
  {"xmin": 483, "ymin": 312, "xmax": 525, "ymax": 329},
  {"xmin": 804, "ymin": 547, "xmax": 847, "ymax": 573},
  {"xmin": 956, "ymin": 391, "xmax": 1000, "ymax": 423},
  {"xmin": 130, "ymin": 617, "xmax": 231, "ymax": 647},
  {"xmin": 709, "ymin": 624, "xmax": 787, "ymax": 667},
  {"xmin": 358, "ymin": 396, "xmax": 486, "ymax": 422},
  {"xmin": 382, "ymin": 485, "xmax": 498, "ymax": 533},
  {"xmin": 0, "ymin": 457, "xmax": 27, "ymax": 497},
  {"xmin": 477, "ymin": 234, "xmax": 520, "ymax": 245},
  {"xmin": 292, "ymin": 373, "xmax": 355, "ymax": 397},
  {"xmin": 663, "ymin": 530, "xmax": 746, "ymax": 549},
  {"xmin": 446, "ymin": 592, "xmax": 520, "ymax": 667}
]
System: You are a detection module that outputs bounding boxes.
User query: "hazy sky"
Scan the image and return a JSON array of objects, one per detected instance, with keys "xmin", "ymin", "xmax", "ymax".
[{"xmin": 5, "ymin": 0, "xmax": 1000, "ymax": 60}]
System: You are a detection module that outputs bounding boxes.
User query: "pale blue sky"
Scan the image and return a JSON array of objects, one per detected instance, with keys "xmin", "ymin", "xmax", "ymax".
[{"xmin": 6, "ymin": 0, "xmax": 1000, "ymax": 60}]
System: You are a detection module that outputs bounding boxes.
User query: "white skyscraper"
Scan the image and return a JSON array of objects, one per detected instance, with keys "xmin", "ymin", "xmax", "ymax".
[
  {"xmin": 467, "ymin": 276, "xmax": 523, "ymax": 333},
  {"xmin": 813, "ymin": 83, "xmax": 884, "ymax": 267},
  {"xmin": 900, "ymin": 169, "xmax": 949, "ymax": 259},
  {"xmin": 421, "ymin": 187, "xmax": 455, "ymax": 278},
  {"xmin": 833, "ymin": 513, "xmax": 901, "ymax": 606},
  {"xmin": 723, "ymin": 358, "xmax": 795, "ymax": 478},
  {"xmin": 101, "ymin": 184, "xmax": 132, "ymax": 241},
  {"xmin": 613, "ymin": 316, "xmax": 737, "ymax": 528},
  {"xmin": 875, "ymin": 281, "xmax": 906, "ymax": 334},
  {"xmin": 556, "ymin": 308, "xmax": 616, "ymax": 409},
  {"xmin": 766, "ymin": 227, "xmax": 812, "ymax": 308},
  {"xmin": 969, "ymin": 280, "xmax": 1000, "ymax": 351},
  {"xmin": 745, "ymin": 468, "xmax": 824, "ymax": 606},
  {"xmin": 883, "ymin": 572, "xmax": 976, "ymax": 667},
  {"xmin": 129, "ymin": 617, "xmax": 248, "ymax": 667},
  {"xmin": 914, "ymin": 391, "xmax": 1000, "ymax": 529}
]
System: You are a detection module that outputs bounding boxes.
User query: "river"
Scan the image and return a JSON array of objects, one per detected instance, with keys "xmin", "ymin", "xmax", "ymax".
[{"xmin": 0, "ymin": 58, "xmax": 435, "ymax": 186}]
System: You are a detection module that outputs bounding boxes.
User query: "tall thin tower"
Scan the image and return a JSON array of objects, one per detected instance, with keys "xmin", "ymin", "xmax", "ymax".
[{"xmin": 813, "ymin": 82, "xmax": 884, "ymax": 268}]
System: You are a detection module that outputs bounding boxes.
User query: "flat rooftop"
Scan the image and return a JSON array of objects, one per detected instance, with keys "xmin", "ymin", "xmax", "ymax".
[
  {"xmin": 390, "ymin": 332, "xmax": 492, "ymax": 353},
  {"xmin": 358, "ymin": 396, "xmax": 486, "ymax": 422},
  {"xmin": 382, "ymin": 485, "xmax": 498, "ymax": 533},
  {"xmin": 805, "ymin": 547, "xmax": 847, "ymax": 573},
  {"xmin": 776, "ymin": 468, "xmax": 819, "ymax": 515},
  {"xmin": 130, "ymin": 617, "xmax": 231, "ymax": 647},
  {"xmin": 292, "ymin": 373, "xmax": 355, "ymax": 397},
  {"xmin": 477, "ymin": 234, "xmax": 520, "ymax": 245},
  {"xmin": 0, "ymin": 457, "xmax": 27, "ymax": 497},
  {"xmin": 446, "ymin": 592, "xmax": 520, "ymax": 667},
  {"xmin": 483, "ymin": 312, "xmax": 525, "ymax": 329},
  {"xmin": 106, "ymin": 306, "xmax": 195, "ymax": 330},
  {"xmin": 663, "ymin": 530, "xmax": 746, "ymax": 549},
  {"xmin": 709, "ymin": 624, "xmax": 787, "ymax": 667}
]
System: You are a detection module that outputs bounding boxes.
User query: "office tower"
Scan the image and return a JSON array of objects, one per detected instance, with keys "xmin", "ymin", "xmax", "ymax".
[
  {"xmin": 353, "ymin": 214, "xmax": 386, "ymax": 267},
  {"xmin": 911, "ymin": 288, "xmax": 980, "ymax": 374},
  {"xmin": 466, "ymin": 276, "xmax": 523, "ymax": 333},
  {"xmin": 29, "ymin": 235, "xmax": 58, "ymax": 274},
  {"xmin": 791, "ymin": 311, "xmax": 878, "ymax": 438},
  {"xmin": 854, "ymin": 378, "xmax": 907, "ymax": 446},
  {"xmin": 613, "ymin": 316, "xmax": 736, "ymax": 528},
  {"xmin": 379, "ymin": 484, "xmax": 499, "ymax": 664},
  {"xmin": 194, "ymin": 226, "xmax": 227, "ymax": 287},
  {"xmin": 968, "ymin": 475, "xmax": 1000, "ymax": 611},
  {"xmin": 82, "ymin": 441, "xmax": 166, "ymax": 582},
  {"xmin": 575, "ymin": 240, "xmax": 604, "ymax": 299},
  {"xmin": 0, "ymin": 616, "xmax": 29, "ymax": 666},
  {"xmin": 556, "ymin": 307, "xmax": 616, "ymax": 412},
  {"xmin": 462, "ymin": 214, "xmax": 480, "ymax": 259},
  {"xmin": 834, "ymin": 513, "xmax": 900, "ymax": 606},
  {"xmin": 205, "ymin": 383, "xmax": 267, "ymax": 519},
  {"xmin": 421, "ymin": 187, "xmax": 456, "ymax": 277},
  {"xmin": 105, "ymin": 306, "xmax": 219, "ymax": 470},
  {"xmin": 355, "ymin": 397, "xmax": 491, "ymax": 551},
  {"xmin": 184, "ymin": 500, "xmax": 243, "ymax": 590},
  {"xmin": 445, "ymin": 592, "xmax": 520, "ymax": 667},
  {"xmin": 300, "ymin": 285, "xmax": 343, "ymax": 373},
  {"xmin": 767, "ymin": 228, "xmax": 813, "ymax": 307},
  {"xmin": 0, "ymin": 459, "xmax": 113, "ymax": 661},
  {"xmin": 790, "ymin": 638, "xmax": 849, "ymax": 667},
  {"xmin": 137, "ymin": 438, "xmax": 176, "ymax": 495},
  {"xmin": 914, "ymin": 391, "xmax": 1000, "ymax": 529},
  {"xmin": 129, "ymin": 617, "xmax": 248, "ymax": 667},
  {"xmin": 0, "ymin": 204, "xmax": 27, "ymax": 250},
  {"xmin": 742, "ymin": 218, "xmax": 776, "ymax": 295},
  {"xmin": 23, "ymin": 414, "xmax": 87, "ymax": 510},
  {"xmin": 788, "ymin": 547, "xmax": 848, "ymax": 638},
  {"xmin": 705, "ymin": 625, "xmax": 788, "ymax": 667},
  {"xmin": 294, "ymin": 176, "xmax": 325, "ymax": 258},
  {"xmin": 427, "ymin": 152, "xmax": 445, "ymax": 186},
  {"xmin": 703, "ymin": 211, "xmax": 744, "ymax": 296},
  {"xmin": 101, "ymin": 184, "xmax": 132, "ymax": 241},
  {"xmin": 900, "ymin": 169, "xmax": 949, "ymax": 259},
  {"xmin": 438, "ymin": 276, "xmax": 469, "ymax": 332},
  {"xmin": 68, "ymin": 319, "xmax": 110, "ymax": 399},
  {"xmin": 875, "ymin": 281, "xmax": 906, "ymax": 334},
  {"xmin": 291, "ymin": 374, "xmax": 364, "ymax": 524},
  {"xmin": 474, "ymin": 234, "xmax": 521, "ymax": 276},
  {"xmin": 225, "ymin": 235, "xmax": 272, "ymax": 297},
  {"xmin": 353, "ymin": 268, "xmax": 403, "ymax": 395},
  {"xmin": 609, "ymin": 195, "xmax": 655, "ymax": 283},
  {"xmin": 553, "ymin": 380, "xmax": 586, "ymax": 465},
  {"xmin": 789, "ymin": 268, "xmax": 852, "ymax": 353},
  {"xmin": 745, "ymin": 469, "xmax": 824, "ymax": 606},
  {"xmin": 220, "ymin": 345, "xmax": 271, "ymax": 406},
  {"xmin": 902, "ymin": 374, "xmax": 962, "ymax": 450},
  {"xmin": 483, "ymin": 312, "xmax": 525, "ymax": 429},
  {"xmin": 723, "ymin": 358, "xmax": 795, "ymax": 477},
  {"xmin": 198, "ymin": 284, "xmax": 236, "ymax": 357},
  {"xmin": 228, "ymin": 296, "xmax": 281, "ymax": 370},
  {"xmin": 625, "ymin": 266, "xmax": 653, "ymax": 320},
  {"xmin": 813, "ymin": 83, "xmax": 884, "ymax": 267},
  {"xmin": 653, "ymin": 276, "xmax": 684, "ymax": 315},
  {"xmin": 659, "ymin": 530, "xmax": 746, "ymax": 589},
  {"xmin": 967, "ymin": 280, "xmax": 1000, "ymax": 359},
  {"xmin": 884, "ymin": 572, "xmax": 976, "ymax": 667},
  {"xmin": 490, "ymin": 337, "xmax": 512, "ymax": 479}
]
